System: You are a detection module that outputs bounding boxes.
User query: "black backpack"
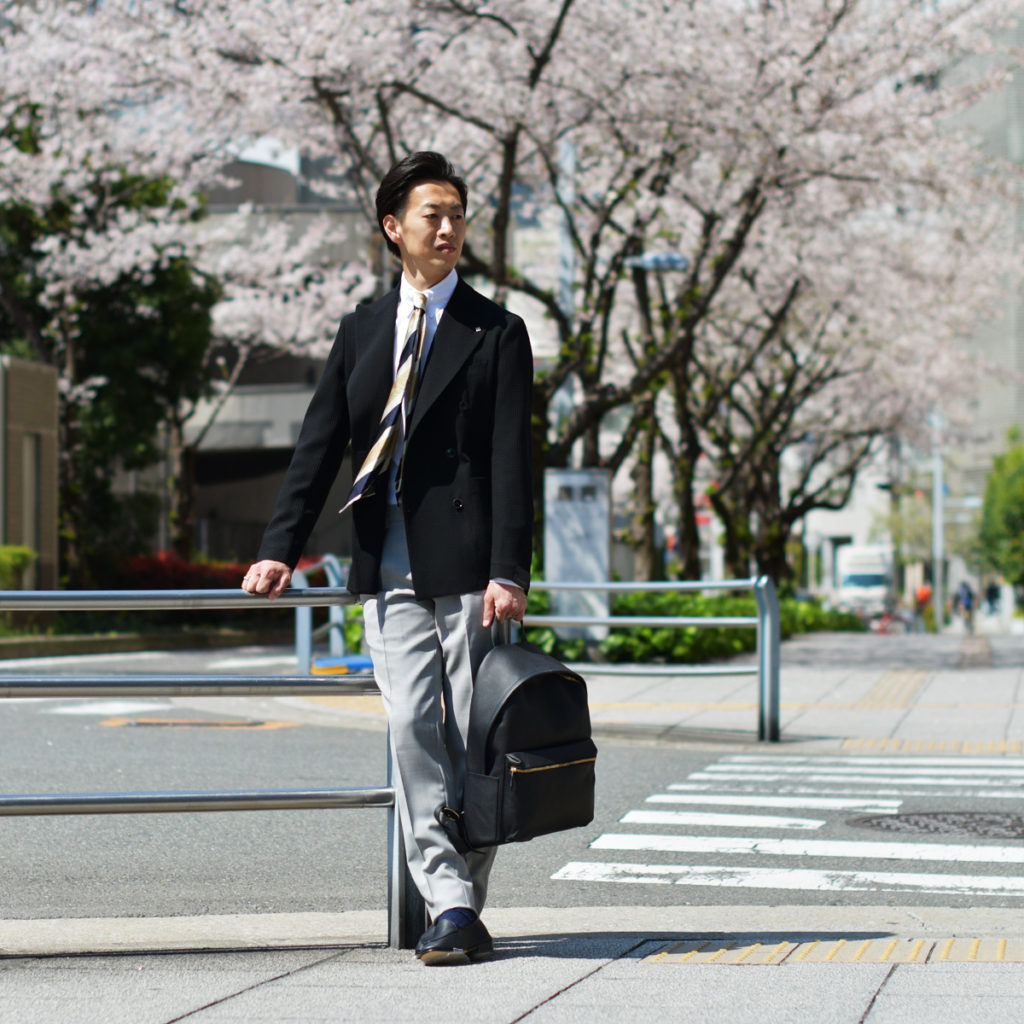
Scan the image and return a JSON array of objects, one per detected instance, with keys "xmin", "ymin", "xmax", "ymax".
[{"xmin": 437, "ymin": 640, "xmax": 597, "ymax": 851}]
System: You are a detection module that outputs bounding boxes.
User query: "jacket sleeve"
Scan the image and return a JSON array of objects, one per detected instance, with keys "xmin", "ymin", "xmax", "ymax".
[
  {"xmin": 488, "ymin": 314, "xmax": 534, "ymax": 591},
  {"xmin": 256, "ymin": 322, "xmax": 352, "ymax": 568}
]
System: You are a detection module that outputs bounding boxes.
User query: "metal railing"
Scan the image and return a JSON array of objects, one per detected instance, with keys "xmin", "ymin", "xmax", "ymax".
[
  {"xmin": 0, "ymin": 586, "xmax": 426, "ymax": 949},
  {"xmin": 296, "ymin": 574, "xmax": 782, "ymax": 742},
  {"xmin": 292, "ymin": 555, "xmax": 348, "ymax": 670},
  {"xmin": 527, "ymin": 576, "xmax": 781, "ymax": 742}
]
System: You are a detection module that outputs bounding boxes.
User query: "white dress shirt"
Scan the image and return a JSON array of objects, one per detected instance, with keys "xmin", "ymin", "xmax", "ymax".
[
  {"xmin": 386, "ymin": 269, "xmax": 459, "ymax": 505},
  {"xmin": 385, "ymin": 269, "xmax": 521, "ymax": 594}
]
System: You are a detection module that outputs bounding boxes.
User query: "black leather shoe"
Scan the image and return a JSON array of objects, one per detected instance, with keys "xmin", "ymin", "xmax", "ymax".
[{"xmin": 414, "ymin": 916, "xmax": 493, "ymax": 965}]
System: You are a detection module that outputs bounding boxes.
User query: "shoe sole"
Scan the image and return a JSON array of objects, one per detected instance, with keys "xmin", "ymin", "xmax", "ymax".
[{"xmin": 417, "ymin": 942, "xmax": 494, "ymax": 966}]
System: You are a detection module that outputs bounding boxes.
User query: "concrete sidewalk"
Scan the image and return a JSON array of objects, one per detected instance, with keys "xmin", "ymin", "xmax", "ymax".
[{"xmin": 2, "ymin": 631, "xmax": 1023, "ymax": 1023}]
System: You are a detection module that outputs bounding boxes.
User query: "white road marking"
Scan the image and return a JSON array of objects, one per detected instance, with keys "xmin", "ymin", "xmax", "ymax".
[
  {"xmin": 591, "ymin": 832, "xmax": 1024, "ymax": 864},
  {"xmin": 552, "ymin": 862, "xmax": 1024, "ymax": 896},
  {"xmin": 50, "ymin": 701, "xmax": 174, "ymax": 716},
  {"xmin": 667, "ymin": 782, "xmax": 1024, "ymax": 801},
  {"xmin": 206, "ymin": 655, "xmax": 299, "ymax": 670},
  {"xmin": 554, "ymin": 754, "xmax": 1024, "ymax": 899},
  {"xmin": 649, "ymin": 792, "xmax": 901, "ymax": 813},
  {"xmin": 723, "ymin": 755, "xmax": 1024, "ymax": 768},
  {"xmin": 621, "ymin": 810, "xmax": 825, "ymax": 831},
  {"xmin": 688, "ymin": 771, "xmax": 1024, "ymax": 788},
  {"xmin": 0, "ymin": 652, "xmax": 168, "ymax": 668},
  {"xmin": 701, "ymin": 763, "xmax": 1024, "ymax": 778}
]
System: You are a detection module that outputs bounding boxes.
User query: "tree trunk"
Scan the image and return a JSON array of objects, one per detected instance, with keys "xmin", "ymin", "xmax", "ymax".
[
  {"xmin": 629, "ymin": 397, "xmax": 659, "ymax": 581},
  {"xmin": 754, "ymin": 521, "xmax": 793, "ymax": 583},
  {"xmin": 671, "ymin": 453, "xmax": 703, "ymax": 580},
  {"xmin": 167, "ymin": 416, "xmax": 195, "ymax": 560},
  {"xmin": 710, "ymin": 490, "xmax": 754, "ymax": 580}
]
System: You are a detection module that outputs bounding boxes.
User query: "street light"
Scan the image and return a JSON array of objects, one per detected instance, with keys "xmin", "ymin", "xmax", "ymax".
[{"xmin": 929, "ymin": 410, "xmax": 944, "ymax": 630}]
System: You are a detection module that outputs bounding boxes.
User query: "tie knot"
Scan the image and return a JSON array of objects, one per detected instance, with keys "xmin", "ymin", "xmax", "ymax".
[{"xmin": 412, "ymin": 292, "xmax": 427, "ymax": 311}]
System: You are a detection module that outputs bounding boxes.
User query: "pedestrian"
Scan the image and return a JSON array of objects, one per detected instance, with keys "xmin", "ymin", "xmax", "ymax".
[
  {"xmin": 958, "ymin": 580, "xmax": 975, "ymax": 634},
  {"xmin": 913, "ymin": 581, "xmax": 932, "ymax": 633},
  {"xmin": 241, "ymin": 151, "xmax": 534, "ymax": 965}
]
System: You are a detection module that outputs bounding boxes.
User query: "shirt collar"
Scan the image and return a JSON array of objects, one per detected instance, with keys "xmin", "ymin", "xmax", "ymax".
[{"xmin": 400, "ymin": 268, "xmax": 458, "ymax": 313}]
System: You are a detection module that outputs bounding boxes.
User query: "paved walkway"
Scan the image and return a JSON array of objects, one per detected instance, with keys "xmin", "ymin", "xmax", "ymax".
[{"xmin": 2, "ymin": 630, "xmax": 1024, "ymax": 1023}]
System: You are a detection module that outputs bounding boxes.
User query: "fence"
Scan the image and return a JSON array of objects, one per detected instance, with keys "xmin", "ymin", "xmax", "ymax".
[
  {"xmin": 0, "ymin": 586, "xmax": 426, "ymax": 949},
  {"xmin": 0, "ymin": 574, "xmax": 781, "ymax": 950},
  {"xmin": 297, "ymin": 574, "xmax": 782, "ymax": 742}
]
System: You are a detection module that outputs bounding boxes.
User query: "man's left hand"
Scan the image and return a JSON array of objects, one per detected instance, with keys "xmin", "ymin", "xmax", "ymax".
[{"xmin": 482, "ymin": 580, "xmax": 526, "ymax": 627}]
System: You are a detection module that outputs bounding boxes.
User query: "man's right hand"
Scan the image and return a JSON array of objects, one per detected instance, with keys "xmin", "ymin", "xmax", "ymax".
[{"xmin": 241, "ymin": 560, "xmax": 292, "ymax": 600}]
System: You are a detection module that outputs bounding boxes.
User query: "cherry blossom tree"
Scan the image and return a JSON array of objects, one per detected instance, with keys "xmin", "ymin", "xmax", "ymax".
[
  {"xmin": 1, "ymin": 2, "xmax": 370, "ymax": 568},
  {"xmin": 4, "ymin": 0, "xmax": 1020, "ymax": 578}
]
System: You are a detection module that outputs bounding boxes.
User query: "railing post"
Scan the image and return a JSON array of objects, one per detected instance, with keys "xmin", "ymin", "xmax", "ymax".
[
  {"xmin": 322, "ymin": 556, "xmax": 347, "ymax": 656},
  {"xmin": 386, "ymin": 732, "xmax": 427, "ymax": 949},
  {"xmin": 753, "ymin": 575, "xmax": 781, "ymax": 741},
  {"xmin": 291, "ymin": 569, "xmax": 313, "ymax": 673}
]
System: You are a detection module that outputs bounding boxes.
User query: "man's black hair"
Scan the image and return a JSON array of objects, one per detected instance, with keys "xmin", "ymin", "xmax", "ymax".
[{"xmin": 375, "ymin": 151, "xmax": 468, "ymax": 258}]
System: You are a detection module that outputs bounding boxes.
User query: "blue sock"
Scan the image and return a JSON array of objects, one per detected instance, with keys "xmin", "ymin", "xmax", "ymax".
[{"xmin": 438, "ymin": 907, "xmax": 477, "ymax": 928}]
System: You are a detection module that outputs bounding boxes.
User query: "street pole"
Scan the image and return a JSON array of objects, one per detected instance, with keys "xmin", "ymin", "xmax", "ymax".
[{"xmin": 931, "ymin": 412, "xmax": 944, "ymax": 631}]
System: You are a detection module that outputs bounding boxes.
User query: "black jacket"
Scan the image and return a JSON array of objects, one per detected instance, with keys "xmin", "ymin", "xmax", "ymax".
[{"xmin": 257, "ymin": 278, "xmax": 534, "ymax": 599}]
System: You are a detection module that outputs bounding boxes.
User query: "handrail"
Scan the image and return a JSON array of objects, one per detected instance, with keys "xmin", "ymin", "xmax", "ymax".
[
  {"xmin": 0, "ymin": 585, "xmax": 424, "ymax": 949},
  {"xmin": 0, "ymin": 587, "xmax": 353, "ymax": 610},
  {"xmin": 293, "ymin": 573, "xmax": 782, "ymax": 742},
  {"xmin": 526, "ymin": 575, "xmax": 781, "ymax": 742}
]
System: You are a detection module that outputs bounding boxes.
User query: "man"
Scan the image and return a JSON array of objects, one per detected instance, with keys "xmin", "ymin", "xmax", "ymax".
[{"xmin": 241, "ymin": 151, "xmax": 534, "ymax": 965}]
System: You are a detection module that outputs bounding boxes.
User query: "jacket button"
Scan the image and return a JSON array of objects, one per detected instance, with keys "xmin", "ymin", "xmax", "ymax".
[
  {"xmin": 453, "ymin": 499, "xmax": 464, "ymax": 512},
  {"xmin": 445, "ymin": 447, "xmax": 456, "ymax": 459}
]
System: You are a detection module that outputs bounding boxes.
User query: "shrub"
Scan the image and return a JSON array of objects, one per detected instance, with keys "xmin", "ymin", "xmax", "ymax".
[
  {"xmin": 60, "ymin": 550, "xmax": 292, "ymax": 633},
  {"xmin": 526, "ymin": 586, "xmax": 864, "ymax": 663},
  {"xmin": 0, "ymin": 546, "xmax": 37, "ymax": 590}
]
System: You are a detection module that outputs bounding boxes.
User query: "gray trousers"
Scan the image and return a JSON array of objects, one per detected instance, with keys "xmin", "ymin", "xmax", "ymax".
[{"xmin": 361, "ymin": 508, "xmax": 497, "ymax": 920}]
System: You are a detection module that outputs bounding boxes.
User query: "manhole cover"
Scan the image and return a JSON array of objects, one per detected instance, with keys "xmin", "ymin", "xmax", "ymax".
[{"xmin": 848, "ymin": 812, "xmax": 1024, "ymax": 839}]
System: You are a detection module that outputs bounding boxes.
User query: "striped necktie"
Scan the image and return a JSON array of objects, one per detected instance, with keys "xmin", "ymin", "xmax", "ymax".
[{"xmin": 340, "ymin": 292, "xmax": 427, "ymax": 512}]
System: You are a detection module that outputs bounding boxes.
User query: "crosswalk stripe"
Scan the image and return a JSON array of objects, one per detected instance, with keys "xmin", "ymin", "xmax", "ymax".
[
  {"xmin": 688, "ymin": 771, "xmax": 1024, "ymax": 788},
  {"xmin": 667, "ymin": 782, "xmax": 1024, "ymax": 800},
  {"xmin": 701, "ymin": 763, "xmax": 1024, "ymax": 778},
  {"xmin": 621, "ymin": 810, "xmax": 825, "ymax": 830},
  {"xmin": 554, "ymin": 753, "xmax": 1024, "ymax": 900},
  {"xmin": 722, "ymin": 755, "xmax": 1024, "ymax": 768},
  {"xmin": 590, "ymin": 832, "xmax": 1024, "ymax": 864},
  {"xmin": 552, "ymin": 861, "xmax": 1024, "ymax": 896},
  {"xmin": 648, "ymin": 793, "xmax": 901, "ymax": 812}
]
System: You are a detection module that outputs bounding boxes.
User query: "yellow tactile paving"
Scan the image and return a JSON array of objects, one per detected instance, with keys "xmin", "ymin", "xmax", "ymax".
[
  {"xmin": 854, "ymin": 670, "xmax": 927, "ymax": 711},
  {"xmin": 646, "ymin": 940, "xmax": 797, "ymax": 965},
  {"xmin": 933, "ymin": 938, "xmax": 1024, "ymax": 962},
  {"xmin": 645, "ymin": 937, "xmax": 1024, "ymax": 965},
  {"xmin": 301, "ymin": 695, "xmax": 386, "ymax": 715}
]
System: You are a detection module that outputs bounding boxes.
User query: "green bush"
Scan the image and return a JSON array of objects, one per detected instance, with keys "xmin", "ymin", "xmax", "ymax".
[
  {"xmin": 526, "ymin": 586, "xmax": 864, "ymax": 663},
  {"xmin": 0, "ymin": 546, "xmax": 37, "ymax": 590}
]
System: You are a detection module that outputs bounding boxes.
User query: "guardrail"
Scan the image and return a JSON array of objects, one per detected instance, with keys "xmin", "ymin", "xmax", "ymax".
[
  {"xmin": 292, "ymin": 555, "xmax": 348, "ymax": 669},
  {"xmin": 297, "ymin": 575, "xmax": 782, "ymax": 742},
  {"xmin": 0, "ymin": 586, "xmax": 426, "ymax": 949},
  {"xmin": 529, "ymin": 576, "xmax": 781, "ymax": 742}
]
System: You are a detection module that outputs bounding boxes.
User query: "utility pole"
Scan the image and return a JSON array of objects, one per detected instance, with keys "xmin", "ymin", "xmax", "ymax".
[{"xmin": 930, "ymin": 411, "xmax": 944, "ymax": 630}]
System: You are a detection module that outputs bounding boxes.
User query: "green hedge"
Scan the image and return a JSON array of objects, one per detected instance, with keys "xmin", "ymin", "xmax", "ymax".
[
  {"xmin": 0, "ymin": 546, "xmax": 37, "ymax": 590},
  {"xmin": 524, "ymin": 587, "xmax": 864, "ymax": 663}
]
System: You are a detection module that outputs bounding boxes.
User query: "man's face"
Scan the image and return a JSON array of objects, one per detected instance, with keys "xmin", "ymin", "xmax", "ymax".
[{"xmin": 384, "ymin": 181, "xmax": 466, "ymax": 287}]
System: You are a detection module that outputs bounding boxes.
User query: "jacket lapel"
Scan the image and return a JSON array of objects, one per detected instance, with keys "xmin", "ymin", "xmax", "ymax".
[
  {"xmin": 348, "ymin": 290, "xmax": 400, "ymax": 428},
  {"xmin": 408, "ymin": 280, "xmax": 483, "ymax": 439}
]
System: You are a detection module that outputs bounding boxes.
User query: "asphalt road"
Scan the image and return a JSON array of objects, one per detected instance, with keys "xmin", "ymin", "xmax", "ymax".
[{"xmin": 1, "ymin": 643, "xmax": 1023, "ymax": 920}]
